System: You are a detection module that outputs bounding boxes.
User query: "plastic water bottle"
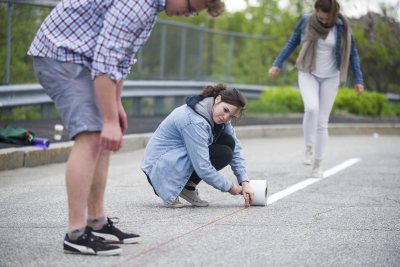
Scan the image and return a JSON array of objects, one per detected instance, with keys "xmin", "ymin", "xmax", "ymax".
[{"xmin": 32, "ymin": 137, "xmax": 50, "ymax": 148}]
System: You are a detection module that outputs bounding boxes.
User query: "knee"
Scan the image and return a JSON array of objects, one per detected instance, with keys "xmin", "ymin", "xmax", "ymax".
[
  {"xmin": 304, "ymin": 105, "xmax": 319, "ymax": 116},
  {"xmin": 317, "ymin": 120, "xmax": 328, "ymax": 132},
  {"xmin": 221, "ymin": 146, "xmax": 233, "ymax": 163},
  {"xmin": 210, "ymin": 145, "xmax": 233, "ymax": 170},
  {"xmin": 74, "ymin": 132, "xmax": 102, "ymax": 153},
  {"xmin": 216, "ymin": 133, "xmax": 235, "ymax": 151}
]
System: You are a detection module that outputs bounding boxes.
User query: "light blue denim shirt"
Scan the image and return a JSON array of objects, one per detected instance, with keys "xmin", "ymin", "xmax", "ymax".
[
  {"xmin": 141, "ymin": 103, "xmax": 248, "ymax": 204},
  {"xmin": 272, "ymin": 13, "xmax": 364, "ymax": 85}
]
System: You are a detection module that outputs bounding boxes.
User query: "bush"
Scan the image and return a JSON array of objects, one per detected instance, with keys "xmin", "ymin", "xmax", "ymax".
[
  {"xmin": 334, "ymin": 88, "xmax": 387, "ymax": 117},
  {"xmin": 247, "ymin": 87, "xmax": 303, "ymax": 114},
  {"xmin": 0, "ymin": 106, "xmax": 41, "ymax": 122},
  {"xmin": 248, "ymin": 86, "xmax": 398, "ymax": 117}
]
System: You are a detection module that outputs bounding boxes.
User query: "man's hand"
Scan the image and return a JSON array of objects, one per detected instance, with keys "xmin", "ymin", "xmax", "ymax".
[
  {"xmin": 94, "ymin": 75, "xmax": 123, "ymax": 152},
  {"xmin": 101, "ymin": 121, "xmax": 123, "ymax": 152}
]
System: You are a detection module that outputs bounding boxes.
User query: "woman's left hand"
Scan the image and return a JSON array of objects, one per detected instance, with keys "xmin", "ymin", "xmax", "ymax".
[
  {"xmin": 241, "ymin": 181, "xmax": 255, "ymax": 206},
  {"xmin": 355, "ymin": 84, "xmax": 364, "ymax": 95}
]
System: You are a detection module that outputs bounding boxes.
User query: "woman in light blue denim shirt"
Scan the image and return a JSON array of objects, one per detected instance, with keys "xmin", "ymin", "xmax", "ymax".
[
  {"xmin": 141, "ymin": 84, "xmax": 254, "ymax": 208},
  {"xmin": 268, "ymin": 0, "xmax": 364, "ymax": 178}
]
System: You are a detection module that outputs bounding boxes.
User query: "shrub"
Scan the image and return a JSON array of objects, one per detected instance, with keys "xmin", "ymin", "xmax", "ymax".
[
  {"xmin": 334, "ymin": 88, "xmax": 387, "ymax": 117},
  {"xmin": 248, "ymin": 86, "xmax": 397, "ymax": 117},
  {"xmin": 248, "ymin": 87, "xmax": 303, "ymax": 114}
]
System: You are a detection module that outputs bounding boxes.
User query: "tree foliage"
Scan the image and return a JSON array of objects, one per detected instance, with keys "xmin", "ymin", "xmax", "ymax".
[{"xmin": 1, "ymin": 0, "xmax": 399, "ymax": 94}]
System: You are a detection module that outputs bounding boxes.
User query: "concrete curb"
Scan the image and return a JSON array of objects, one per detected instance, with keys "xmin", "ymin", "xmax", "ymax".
[{"xmin": 1, "ymin": 123, "xmax": 399, "ymax": 171}]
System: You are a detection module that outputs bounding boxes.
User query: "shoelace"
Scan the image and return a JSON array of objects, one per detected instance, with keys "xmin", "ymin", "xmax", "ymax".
[{"xmin": 106, "ymin": 217, "xmax": 121, "ymax": 231}]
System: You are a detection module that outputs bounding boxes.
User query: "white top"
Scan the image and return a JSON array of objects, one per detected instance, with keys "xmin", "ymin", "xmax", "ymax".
[{"xmin": 312, "ymin": 26, "xmax": 340, "ymax": 78}]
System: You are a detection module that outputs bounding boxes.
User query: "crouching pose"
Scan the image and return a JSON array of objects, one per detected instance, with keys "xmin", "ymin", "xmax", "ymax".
[{"xmin": 141, "ymin": 84, "xmax": 254, "ymax": 208}]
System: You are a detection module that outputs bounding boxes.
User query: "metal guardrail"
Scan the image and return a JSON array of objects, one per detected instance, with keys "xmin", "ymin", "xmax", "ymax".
[{"xmin": 0, "ymin": 81, "xmax": 269, "ymax": 117}]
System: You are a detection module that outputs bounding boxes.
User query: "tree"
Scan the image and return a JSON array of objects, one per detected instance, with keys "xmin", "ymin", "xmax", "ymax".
[{"xmin": 352, "ymin": 12, "xmax": 400, "ymax": 93}]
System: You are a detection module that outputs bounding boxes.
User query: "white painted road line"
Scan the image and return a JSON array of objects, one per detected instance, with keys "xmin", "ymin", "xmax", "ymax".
[{"xmin": 267, "ymin": 158, "xmax": 361, "ymax": 205}]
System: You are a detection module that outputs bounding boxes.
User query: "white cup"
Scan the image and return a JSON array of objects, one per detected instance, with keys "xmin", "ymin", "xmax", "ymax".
[{"xmin": 54, "ymin": 124, "xmax": 64, "ymax": 141}]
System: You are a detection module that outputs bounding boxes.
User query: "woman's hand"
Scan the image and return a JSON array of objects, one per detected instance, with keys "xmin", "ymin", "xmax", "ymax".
[
  {"xmin": 241, "ymin": 181, "xmax": 254, "ymax": 206},
  {"xmin": 229, "ymin": 183, "xmax": 242, "ymax": 195},
  {"xmin": 268, "ymin": 66, "xmax": 281, "ymax": 78},
  {"xmin": 355, "ymin": 84, "xmax": 364, "ymax": 95}
]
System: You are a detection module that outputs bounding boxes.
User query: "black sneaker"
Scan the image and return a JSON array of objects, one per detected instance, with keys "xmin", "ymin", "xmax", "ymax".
[
  {"xmin": 63, "ymin": 227, "xmax": 122, "ymax": 256},
  {"xmin": 92, "ymin": 217, "xmax": 141, "ymax": 244}
]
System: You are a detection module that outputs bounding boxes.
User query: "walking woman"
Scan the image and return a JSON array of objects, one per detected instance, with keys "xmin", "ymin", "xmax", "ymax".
[
  {"xmin": 268, "ymin": 0, "xmax": 364, "ymax": 177},
  {"xmin": 141, "ymin": 84, "xmax": 254, "ymax": 207}
]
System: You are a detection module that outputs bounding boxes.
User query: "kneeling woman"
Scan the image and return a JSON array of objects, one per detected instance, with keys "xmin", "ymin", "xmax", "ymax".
[{"xmin": 141, "ymin": 84, "xmax": 254, "ymax": 208}]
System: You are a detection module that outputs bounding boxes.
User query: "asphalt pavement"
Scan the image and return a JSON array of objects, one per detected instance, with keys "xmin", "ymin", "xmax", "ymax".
[{"xmin": 0, "ymin": 126, "xmax": 399, "ymax": 266}]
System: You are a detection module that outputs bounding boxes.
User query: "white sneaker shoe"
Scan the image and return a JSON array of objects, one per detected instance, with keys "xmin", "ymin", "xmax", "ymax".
[
  {"xmin": 180, "ymin": 188, "xmax": 209, "ymax": 207},
  {"xmin": 311, "ymin": 160, "xmax": 323, "ymax": 178},
  {"xmin": 164, "ymin": 197, "xmax": 185, "ymax": 208},
  {"xmin": 303, "ymin": 146, "xmax": 313, "ymax": 165}
]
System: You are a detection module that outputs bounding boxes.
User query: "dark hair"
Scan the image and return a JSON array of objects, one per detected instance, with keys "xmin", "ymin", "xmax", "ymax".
[
  {"xmin": 201, "ymin": 83, "xmax": 247, "ymax": 118},
  {"xmin": 314, "ymin": 0, "xmax": 340, "ymax": 23}
]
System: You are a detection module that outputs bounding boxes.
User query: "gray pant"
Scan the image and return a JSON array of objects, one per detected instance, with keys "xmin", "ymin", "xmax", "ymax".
[{"xmin": 32, "ymin": 57, "xmax": 102, "ymax": 140}]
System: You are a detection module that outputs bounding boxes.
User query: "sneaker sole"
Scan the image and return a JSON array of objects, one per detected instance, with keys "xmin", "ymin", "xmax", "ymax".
[
  {"xmin": 63, "ymin": 241, "xmax": 122, "ymax": 256},
  {"xmin": 311, "ymin": 172, "xmax": 323, "ymax": 178},
  {"xmin": 92, "ymin": 232, "xmax": 141, "ymax": 244},
  {"xmin": 122, "ymin": 237, "xmax": 141, "ymax": 244},
  {"xmin": 179, "ymin": 193, "xmax": 209, "ymax": 207},
  {"xmin": 163, "ymin": 203, "xmax": 185, "ymax": 208}
]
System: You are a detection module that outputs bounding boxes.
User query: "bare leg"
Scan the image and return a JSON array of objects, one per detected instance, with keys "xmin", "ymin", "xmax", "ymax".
[
  {"xmin": 66, "ymin": 132, "xmax": 101, "ymax": 231},
  {"xmin": 87, "ymin": 148, "xmax": 111, "ymax": 220}
]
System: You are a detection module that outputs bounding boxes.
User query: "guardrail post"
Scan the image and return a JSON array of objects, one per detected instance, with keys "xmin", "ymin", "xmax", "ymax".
[
  {"xmin": 154, "ymin": 96, "xmax": 164, "ymax": 115},
  {"xmin": 174, "ymin": 96, "xmax": 185, "ymax": 108},
  {"xmin": 197, "ymin": 31, "xmax": 204, "ymax": 80},
  {"xmin": 132, "ymin": 97, "xmax": 142, "ymax": 116},
  {"xmin": 159, "ymin": 25, "xmax": 167, "ymax": 80},
  {"xmin": 40, "ymin": 103, "xmax": 56, "ymax": 118},
  {"xmin": 179, "ymin": 28, "xmax": 187, "ymax": 80},
  {"xmin": 5, "ymin": 2, "xmax": 14, "ymax": 84},
  {"xmin": 1, "ymin": 107, "xmax": 12, "ymax": 117},
  {"xmin": 227, "ymin": 36, "xmax": 235, "ymax": 83}
]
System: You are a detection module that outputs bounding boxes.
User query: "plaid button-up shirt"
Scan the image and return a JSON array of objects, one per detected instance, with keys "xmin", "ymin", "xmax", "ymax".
[{"xmin": 28, "ymin": 0, "xmax": 165, "ymax": 81}]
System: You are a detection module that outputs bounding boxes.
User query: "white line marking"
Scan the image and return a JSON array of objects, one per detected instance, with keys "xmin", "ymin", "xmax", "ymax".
[{"xmin": 267, "ymin": 158, "xmax": 361, "ymax": 205}]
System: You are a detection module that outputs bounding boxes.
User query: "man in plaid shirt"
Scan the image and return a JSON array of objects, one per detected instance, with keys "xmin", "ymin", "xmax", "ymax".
[{"xmin": 28, "ymin": 0, "xmax": 225, "ymax": 256}]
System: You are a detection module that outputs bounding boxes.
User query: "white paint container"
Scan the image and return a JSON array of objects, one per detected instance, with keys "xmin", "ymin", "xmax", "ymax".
[{"xmin": 249, "ymin": 180, "xmax": 268, "ymax": 206}]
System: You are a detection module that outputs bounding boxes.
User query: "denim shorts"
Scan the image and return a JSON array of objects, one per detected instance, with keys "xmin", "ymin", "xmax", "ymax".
[{"xmin": 32, "ymin": 57, "xmax": 102, "ymax": 140}]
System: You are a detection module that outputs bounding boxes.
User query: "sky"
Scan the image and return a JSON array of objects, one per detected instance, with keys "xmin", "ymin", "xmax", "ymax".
[{"xmin": 225, "ymin": 0, "xmax": 400, "ymax": 18}]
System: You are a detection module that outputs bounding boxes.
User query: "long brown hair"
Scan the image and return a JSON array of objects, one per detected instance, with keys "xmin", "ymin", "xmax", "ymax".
[{"xmin": 201, "ymin": 83, "xmax": 247, "ymax": 118}]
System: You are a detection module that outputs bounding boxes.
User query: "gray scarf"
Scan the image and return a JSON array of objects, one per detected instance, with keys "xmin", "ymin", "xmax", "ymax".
[{"xmin": 296, "ymin": 13, "xmax": 352, "ymax": 83}]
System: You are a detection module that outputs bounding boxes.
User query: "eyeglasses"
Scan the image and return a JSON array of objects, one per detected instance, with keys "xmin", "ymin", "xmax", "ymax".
[{"xmin": 187, "ymin": 0, "xmax": 199, "ymax": 17}]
